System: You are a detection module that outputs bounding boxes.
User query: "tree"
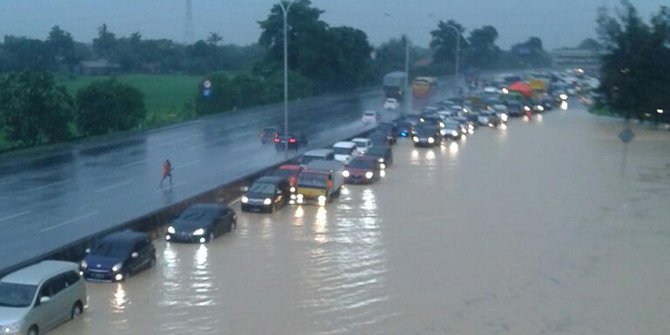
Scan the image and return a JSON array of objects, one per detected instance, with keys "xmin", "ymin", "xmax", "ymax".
[
  {"xmin": 46, "ymin": 26, "xmax": 77, "ymax": 71},
  {"xmin": 74, "ymin": 79, "xmax": 146, "ymax": 135},
  {"xmin": 0, "ymin": 36, "xmax": 50, "ymax": 71},
  {"xmin": 596, "ymin": 1, "xmax": 670, "ymax": 121},
  {"xmin": 429, "ymin": 20, "xmax": 467, "ymax": 67},
  {"xmin": 206, "ymin": 33, "xmax": 223, "ymax": 46},
  {"xmin": 578, "ymin": 38, "xmax": 602, "ymax": 51},
  {"xmin": 0, "ymin": 71, "xmax": 73, "ymax": 146},
  {"xmin": 93, "ymin": 24, "xmax": 117, "ymax": 59},
  {"xmin": 464, "ymin": 25, "xmax": 501, "ymax": 69},
  {"xmin": 509, "ymin": 36, "xmax": 551, "ymax": 67}
]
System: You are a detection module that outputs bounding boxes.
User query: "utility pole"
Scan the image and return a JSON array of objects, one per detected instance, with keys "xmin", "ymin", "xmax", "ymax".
[
  {"xmin": 184, "ymin": 0, "xmax": 195, "ymax": 44},
  {"xmin": 278, "ymin": 1, "xmax": 294, "ymax": 154}
]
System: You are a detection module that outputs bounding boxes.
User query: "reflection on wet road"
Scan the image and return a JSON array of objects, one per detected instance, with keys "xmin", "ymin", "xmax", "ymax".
[{"xmin": 52, "ymin": 104, "xmax": 670, "ymax": 334}]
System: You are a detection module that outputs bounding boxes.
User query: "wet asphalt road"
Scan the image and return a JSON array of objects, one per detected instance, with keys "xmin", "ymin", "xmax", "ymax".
[
  {"xmin": 50, "ymin": 102, "xmax": 670, "ymax": 334},
  {"xmin": 0, "ymin": 87, "xmax": 392, "ymax": 273}
]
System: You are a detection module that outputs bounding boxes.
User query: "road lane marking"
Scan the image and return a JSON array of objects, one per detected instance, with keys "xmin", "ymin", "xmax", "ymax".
[
  {"xmin": 175, "ymin": 160, "xmax": 201, "ymax": 169},
  {"xmin": 121, "ymin": 160, "xmax": 146, "ymax": 168},
  {"xmin": 95, "ymin": 180, "xmax": 133, "ymax": 193},
  {"xmin": 40, "ymin": 211, "xmax": 99, "ymax": 233},
  {"xmin": 24, "ymin": 179, "xmax": 73, "ymax": 193},
  {"xmin": 0, "ymin": 210, "xmax": 31, "ymax": 223}
]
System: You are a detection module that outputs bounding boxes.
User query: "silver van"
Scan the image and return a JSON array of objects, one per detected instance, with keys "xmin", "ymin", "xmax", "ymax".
[
  {"xmin": 0, "ymin": 260, "xmax": 87, "ymax": 335},
  {"xmin": 299, "ymin": 149, "xmax": 335, "ymax": 166}
]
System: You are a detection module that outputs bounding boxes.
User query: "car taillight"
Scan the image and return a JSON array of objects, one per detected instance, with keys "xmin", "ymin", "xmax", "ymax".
[
  {"xmin": 289, "ymin": 138, "xmax": 296, "ymax": 144},
  {"xmin": 273, "ymin": 137, "xmax": 280, "ymax": 143}
]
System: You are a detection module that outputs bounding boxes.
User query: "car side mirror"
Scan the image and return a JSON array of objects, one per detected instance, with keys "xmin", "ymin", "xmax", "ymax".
[
  {"xmin": 40, "ymin": 296, "xmax": 51, "ymax": 304},
  {"xmin": 131, "ymin": 252, "xmax": 139, "ymax": 259}
]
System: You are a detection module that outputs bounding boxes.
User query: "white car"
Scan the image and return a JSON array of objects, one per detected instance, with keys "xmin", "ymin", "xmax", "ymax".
[
  {"xmin": 362, "ymin": 110, "xmax": 378, "ymax": 124},
  {"xmin": 332, "ymin": 141, "xmax": 359, "ymax": 165},
  {"xmin": 351, "ymin": 137, "xmax": 373, "ymax": 155},
  {"xmin": 383, "ymin": 98, "xmax": 399, "ymax": 110}
]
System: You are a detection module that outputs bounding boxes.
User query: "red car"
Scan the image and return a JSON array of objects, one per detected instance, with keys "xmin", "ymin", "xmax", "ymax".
[
  {"xmin": 342, "ymin": 156, "xmax": 383, "ymax": 184},
  {"xmin": 273, "ymin": 164, "xmax": 303, "ymax": 191}
]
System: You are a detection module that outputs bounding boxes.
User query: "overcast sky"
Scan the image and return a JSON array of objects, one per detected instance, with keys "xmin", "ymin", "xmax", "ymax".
[{"xmin": 0, "ymin": 0, "xmax": 665, "ymax": 50}]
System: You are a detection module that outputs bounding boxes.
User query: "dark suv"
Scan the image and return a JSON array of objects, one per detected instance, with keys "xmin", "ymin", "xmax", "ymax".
[
  {"xmin": 241, "ymin": 176, "xmax": 291, "ymax": 213},
  {"xmin": 80, "ymin": 231, "xmax": 156, "ymax": 282},
  {"xmin": 274, "ymin": 132, "xmax": 308, "ymax": 151}
]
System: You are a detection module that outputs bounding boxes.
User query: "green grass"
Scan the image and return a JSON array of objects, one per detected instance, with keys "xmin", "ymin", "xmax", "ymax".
[{"xmin": 59, "ymin": 74, "xmax": 204, "ymax": 127}]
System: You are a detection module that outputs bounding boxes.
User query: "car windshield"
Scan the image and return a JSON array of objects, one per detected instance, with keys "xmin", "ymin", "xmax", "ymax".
[
  {"xmin": 353, "ymin": 141, "xmax": 367, "ymax": 148},
  {"xmin": 92, "ymin": 240, "xmax": 131, "ymax": 259},
  {"xmin": 298, "ymin": 173, "xmax": 328, "ymax": 188},
  {"xmin": 248, "ymin": 182, "xmax": 275, "ymax": 195},
  {"xmin": 0, "ymin": 282, "xmax": 37, "ymax": 307},
  {"xmin": 333, "ymin": 147, "xmax": 353, "ymax": 155},
  {"xmin": 349, "ymin": 159, "xmax": 374, "ymax": 169},
  {"xmin": 179, "ymin": 207, "xmax": 217, "ymax": 221}
]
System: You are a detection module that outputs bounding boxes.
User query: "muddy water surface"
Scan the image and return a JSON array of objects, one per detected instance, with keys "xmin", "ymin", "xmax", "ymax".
[{"xmin": 52, "ymin": 103, "xmax": 670, "ymax": 334}]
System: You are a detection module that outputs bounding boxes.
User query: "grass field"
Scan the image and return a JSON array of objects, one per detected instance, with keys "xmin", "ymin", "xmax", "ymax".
[{"xmin": 59, "ymin": 74, "xmax": 204, "ymax": 127}]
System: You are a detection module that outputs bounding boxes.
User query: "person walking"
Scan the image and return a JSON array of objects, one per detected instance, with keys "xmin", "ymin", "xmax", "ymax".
[{"xmin": 160, "ymin": 159, "xmax": 173, "ymax": 188}]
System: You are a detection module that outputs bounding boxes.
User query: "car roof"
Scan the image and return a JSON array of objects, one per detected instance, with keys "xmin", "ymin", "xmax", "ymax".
[
  {"xmin": 351, "ymin": 137, "xmax": 371, "ymax": 142},
  {"xmin": 278, "ymin": 164, "xmax": 302, "ymax": 171},
  {"xmin": 303, "ymin": 149, "xmax": 334, "ymax": 156},
  {"xmin": 254, "ymin": 176, "xmax": 285, "ymax": 184},
  {"xmin": 333, "ymin": 141, "xmax": 356, "ymax": 148},
  {"xmin": 1, "ymin": 260, "xmax": 78, "ymax": 285}
]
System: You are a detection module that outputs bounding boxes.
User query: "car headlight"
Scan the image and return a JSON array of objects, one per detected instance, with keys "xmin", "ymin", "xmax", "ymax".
[
  {"xmin": 317, "ymin": 195, "xmax": 327, "ymax": 206},
  {"xmin": 2, "ymin": 321, "xmax": 23, "ymax": 333},
  {"xmin": 537, "ymin": 105, "xmax": 544, "ymax": 111},
  {"xmin": 451, "ymin": 130, "xmax": 458, "ymax": 136},
  {"xmin": 365, "ymin": 171, "xmax": 374, "ymax": 179},
  {"xmin": 80, "ymin": 260, "xmax": 88, "ymax": 269},
  {"xmin": 501, "ymin": 114, "xmax": 508, "ymax": 121},
  {"xmin": 167, "ymin": 226, "xmax": 175, "ymax": 234},
  {"xmin": 440, "ymin": 129, "xmax": 447, "ymax": 135},
  {"xmin": 377, "ymin": 157, "xmax": 384, "ymax": 163},
  {"xmin": 524, "ymin": 106, "xmax": 531, "ymax": 112},
  {"xmin": 428, "ymin": 137, "xmax": 435, "ymax": 144},
  {"xmin": 263, "ymin": 198, "xmax": 272, "ymax": 205},
  {"xmin": 380, "ymin": 163, "xmax": 386, "ymax": 169},
  {"xmin": 241, "ymin": 196, "xmax": 249, "ymax": 204},
  {"xmin": 112, "ymin": 263, "xmax": 123, "ymax": 272},
  {"xmin": 342, "ymin": 170, "xmax": 350, "ymax": 177},
  {"xmin": 439, "ymin": 122, "xmax": 445, "ymax": 128},
  {"xmin": 412, "ymin": 136, "xmax": 419, "ymax": 142},
  {"xmin": 289, "ymin": 186, "xmax": 296, "ymax": 193},
  {"xmin": 560, "ymin": 93, "xmax": 568, "ymax": 100},
  {"xmin": 193, "ymin": 228, "xmax": 205, "ymax": 236}
]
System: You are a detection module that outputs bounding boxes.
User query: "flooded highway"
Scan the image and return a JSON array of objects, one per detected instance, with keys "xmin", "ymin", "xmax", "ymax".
[{"xmin": 51, "ymin": 102, "xmax": 670, "ymax": 334}]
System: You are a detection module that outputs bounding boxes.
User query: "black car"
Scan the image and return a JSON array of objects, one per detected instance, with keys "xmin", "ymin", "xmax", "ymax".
[
  {"xmin": 412, "ymin": 124, "xmax": 442, "ymax": 147},
  {"xmin": 260, "ymin": 126, "xmax": 279, "ymax": 144},
  {"xmin": 366, "ymin": 145, "xmax": 393, "ymax": 168},
  {"xmin": 506, "ymin": 101, "xmax": 524, "ymax": 117},
  {"xmin": 241, "ymin": 176, "xmax": 291, "ymax": 213},
  {"xmin": 368, "ymin": 130, "xmax": 394, "ymax": 146},
  {"xmin": 166, "ymin": 203, "xmax": 237, "ymax": 243},
  {"xmin": 443, "ymin": 120, "xmax": 464, "ymax": 140},
  {"xmin": 80, "ymin": 231, "xmax": 156, "ymax": 282},
  {"xmin": 375, "ymin": 122, "xmax": 398, "ymax": 144},
  {"xmin": 418, "ymin": 115, "xmax": 446, "ymax": 130},
  {"xmin": 274, "ymin": 132, "xmax": 308, "ymax": 151}
]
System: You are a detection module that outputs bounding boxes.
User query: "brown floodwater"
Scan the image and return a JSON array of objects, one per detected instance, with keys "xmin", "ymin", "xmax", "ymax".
[{"xmin": 52, "ymin": 102, "xmax": 670, "ymax": 334}]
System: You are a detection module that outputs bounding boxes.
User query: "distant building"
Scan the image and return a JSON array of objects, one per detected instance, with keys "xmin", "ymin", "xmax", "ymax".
[
  {"xmin": 77, "ymin": 59, "xmax": 121, "ymax": 75},
  {"xmin": 551, "ymin": 48, "xmax": 603, "ymax": 76}
]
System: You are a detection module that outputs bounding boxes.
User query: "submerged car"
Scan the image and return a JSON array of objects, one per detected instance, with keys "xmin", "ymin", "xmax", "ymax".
[
  {"xmin": 365, "ymin": 145, "xmax": 393, "ymax": 168},
  {"xmin": 241, "ymin": 176, "xmax": 291, "ymax": 213},
  {"xmin": 80, "ymin": 230, "xmax": 156, "ymax": 282},
  {"xmin": 166, "ymin": 203, "xmax": 237, "ymax": 243},
  {"xmin": 412, "ymin": 124, "xmax": 442, "ymax": 147},
  {"xmin": 343, "ymin": 156, "xmax": 383, "ymax": 184}
]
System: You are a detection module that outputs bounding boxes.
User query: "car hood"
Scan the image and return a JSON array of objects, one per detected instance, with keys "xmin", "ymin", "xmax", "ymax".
[
  {"xmin": 84, "ymin": 254, "xmax": 124, "ymax": 269},
  {"xmin": 245, "ymin": 192, "xmax": 272, "ymax": 200},
  {"xmin": 171, "ymin": 219, "xmax": 211, "ymax": 231},
  {"xmin": 0, "ymin": 305, "xmax": 28, "ymax": 324}
]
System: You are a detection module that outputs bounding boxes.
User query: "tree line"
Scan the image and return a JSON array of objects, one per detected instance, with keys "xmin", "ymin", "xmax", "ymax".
[{"xmin": 0, "ymin": 0, "xmax": 589, "ymax": 151}]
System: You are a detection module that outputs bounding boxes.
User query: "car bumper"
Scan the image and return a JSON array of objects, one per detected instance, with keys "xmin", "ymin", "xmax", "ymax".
[
  {"xmin": 241, "ymin": 203, "xmax": 273, "ymax": 213},
  {"xmin": 82, "ymin": 269, "xmax": 120, "ymax": 282},
  {"xmin": 166, "ymin": 232, "xmax": 205, "ymax": 243},
  {"xmin": 345, "ymin": 176, "xmax": 375, "ymax": 184}
]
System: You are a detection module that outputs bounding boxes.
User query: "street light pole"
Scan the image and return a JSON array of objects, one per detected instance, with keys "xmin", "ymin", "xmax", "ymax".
[
  {"xmin": 403, "ymin": 34, "xmax": 410, "ymax": 118},
  {"xmin": 444, "ymin": 24, "xmax": 461, "ymax": 95},
  {"xmin": 278, "ymin": 1, "xmax": 294, "ymax": 153}
]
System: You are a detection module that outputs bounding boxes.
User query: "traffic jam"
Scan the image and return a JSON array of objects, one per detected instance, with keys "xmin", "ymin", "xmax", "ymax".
[{"xmin": 0, "ymin": 70, "xmax": 592, "ymax": 335}]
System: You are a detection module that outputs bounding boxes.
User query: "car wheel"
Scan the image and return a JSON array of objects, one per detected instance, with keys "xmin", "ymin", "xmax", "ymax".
[
  {"xmin": 70, "ymin": 301, "xmax": 83, "ymax": 319},
  {"xmin": 27, "ymin": 326, "xmax": 38, "ymax": 335}
]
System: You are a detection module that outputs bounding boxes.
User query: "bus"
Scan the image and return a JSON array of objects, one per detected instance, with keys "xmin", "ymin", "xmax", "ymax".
[{"xmin": 412, "ymin": 76, "xmax": 438, "ymax": 110}]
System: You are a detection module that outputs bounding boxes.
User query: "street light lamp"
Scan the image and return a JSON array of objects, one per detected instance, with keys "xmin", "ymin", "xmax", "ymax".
[{"xmin": 278, "ymin": 0, "xmax": 294, "ymax": 153}]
